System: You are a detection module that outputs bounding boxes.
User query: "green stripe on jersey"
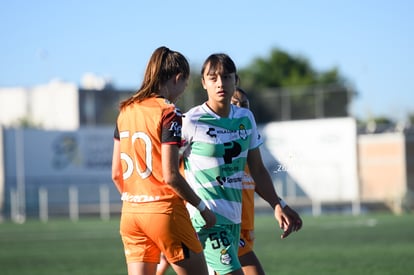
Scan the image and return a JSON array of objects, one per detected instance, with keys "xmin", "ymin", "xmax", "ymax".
[
  {"xmin": 196, "ymin": 185, "xmax": 242, "ymax": 203},
  {"xmin": 191, "ymin": 158, "xmax": 247, "ymax": 184}
]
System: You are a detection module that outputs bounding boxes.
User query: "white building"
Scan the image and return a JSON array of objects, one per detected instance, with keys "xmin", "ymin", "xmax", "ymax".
[
  {"xmin": 0, "ymin": 80, "xmax": 79, "ymax": 130},
  {"xmin": 0, "ymin": 75, "xmax": 133, "ymax": 130}
]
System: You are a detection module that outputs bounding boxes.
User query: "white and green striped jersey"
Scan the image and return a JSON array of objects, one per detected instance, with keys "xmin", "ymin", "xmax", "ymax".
[{"xmin": 182, "ymin": 103, "xmax": 263, "ymax": 225}]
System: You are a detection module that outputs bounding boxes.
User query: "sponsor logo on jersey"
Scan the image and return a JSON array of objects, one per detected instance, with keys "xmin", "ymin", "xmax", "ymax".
[
  {"xmin": 207, "ymin": 127, "xmax": 217, "ymax": 138},
  {"xmin": 169, "ymin": 121, "xmax": 182, "ymax": 137},
  {"xmin": 206, "ymin": 127, "xmax": 240, "ymax": 138},
  {"xmin": 223, "ymin": 141, "xmax": 242, "ymax": 164},
  {"xmin": 121, "ymin": 192, "xmax": 160, "ymax": 203},
  {"xmin": 216, "ymin": 176, "xmax": 242, "ymax": 186},
  {"xmin": 216, "ymin": 176, "xmax": 226, "ymax": 186}
]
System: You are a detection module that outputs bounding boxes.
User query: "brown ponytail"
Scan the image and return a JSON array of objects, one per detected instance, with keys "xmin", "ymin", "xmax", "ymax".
[{"xmin": 120, "ymin": 46, "xmax": 189, "ymax": 109}]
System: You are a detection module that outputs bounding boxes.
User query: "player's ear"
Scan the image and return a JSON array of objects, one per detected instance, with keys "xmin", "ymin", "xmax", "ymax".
[
  {"xmin": 201, "ymin": 77, "xmax": 207, "ymax": 90},
  {"xmin": 175, "ymin": 73, "xmax": 182, "ymax": 84}
]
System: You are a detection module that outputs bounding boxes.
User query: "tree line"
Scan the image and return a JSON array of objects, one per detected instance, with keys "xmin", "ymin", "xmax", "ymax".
[{"xmin": 177, "ymin": 47, "xmax": 355, "ymax": 124}]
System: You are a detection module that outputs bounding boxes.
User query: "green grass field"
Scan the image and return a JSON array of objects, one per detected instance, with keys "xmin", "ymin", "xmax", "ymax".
[{"xmin": 0, "ymin": 213, "xmax": 413, "ymax": 275}]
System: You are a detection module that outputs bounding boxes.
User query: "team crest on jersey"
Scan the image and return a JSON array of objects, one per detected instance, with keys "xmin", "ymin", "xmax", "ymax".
[
  {"xmin": 238, "ymin": 124, "xmax": 248, "ymax": 140},
  {"xmin": 169, "ymin": 121, "xmax": 182, "ymax": 137},
  {"xmin": 220, "ymin": 249, "xmax": 232, "ymax": 265}
]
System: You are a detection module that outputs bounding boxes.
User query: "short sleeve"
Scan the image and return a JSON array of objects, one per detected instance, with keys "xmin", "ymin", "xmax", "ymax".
[{"xmin": 161, "ymin": 106, "xmax": 182, "ymax": 145}]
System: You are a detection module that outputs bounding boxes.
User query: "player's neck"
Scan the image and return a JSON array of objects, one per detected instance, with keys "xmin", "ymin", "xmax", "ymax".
[{"xmin": 205, "ymin": 101, "xmax": 231, "ymax": 118}]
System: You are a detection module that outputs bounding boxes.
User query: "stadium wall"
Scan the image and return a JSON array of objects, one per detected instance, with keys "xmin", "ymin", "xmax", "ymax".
[
  {"xmin": 259, "ymin": 117, "xmax": 359, "ymax": 203},
  {"xmin": 358, "ymin": 132, "xmax": 414, "ymax": 213},
  {"xmin": 1, "ymin": 127, "xmax": 118, "ymax": 219}
]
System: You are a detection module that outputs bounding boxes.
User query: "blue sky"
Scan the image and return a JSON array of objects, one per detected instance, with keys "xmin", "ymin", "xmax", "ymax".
[{"xmin": 1, "ymin": 0, "xmax": 413, "ymax": 121}]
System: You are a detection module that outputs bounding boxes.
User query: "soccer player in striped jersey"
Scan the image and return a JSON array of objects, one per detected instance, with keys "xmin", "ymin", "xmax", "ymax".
[
  {"xmin": 112, "ymin": 46, "xmax": 215, "ymax": 275},
  {"xmin": 181, "ymin": 53, "xmax": 296, "ymax": 275}
]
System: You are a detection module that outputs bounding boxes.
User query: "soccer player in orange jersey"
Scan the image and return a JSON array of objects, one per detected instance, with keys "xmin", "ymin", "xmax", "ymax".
[{"xmin": 112, "ymin": 46, "xmax": 216, "ymax": 275}]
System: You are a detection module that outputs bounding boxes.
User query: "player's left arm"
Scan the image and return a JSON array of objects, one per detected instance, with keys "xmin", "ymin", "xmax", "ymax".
[
  {"xmin": 253, "ymin": 179, "xmax": 303, "ymax": 233},
  {"xmin": 247, "ymin": 147, "xmax": 293, "ymax": 238}
]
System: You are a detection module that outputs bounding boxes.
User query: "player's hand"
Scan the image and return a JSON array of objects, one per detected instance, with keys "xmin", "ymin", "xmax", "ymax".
[
  {"xmin": 200, "ymin": 208, "xmax": 216, "ymax": 229},
  {"xmin": 278, "ymin": 205, "xmax": 303, "ymax": 239},
  {"xmin": 274, "ymin": 204, "xmax": 293, "ymax": 239},
  {"xmin": 284, "ymin": 205, "xmax": 303, "ymax": 232}
]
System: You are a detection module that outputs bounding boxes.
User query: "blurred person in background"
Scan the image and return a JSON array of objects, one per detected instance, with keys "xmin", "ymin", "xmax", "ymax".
[{"xmin": 112, "ymin": 46, "xmax": 215, "ymax": 275}]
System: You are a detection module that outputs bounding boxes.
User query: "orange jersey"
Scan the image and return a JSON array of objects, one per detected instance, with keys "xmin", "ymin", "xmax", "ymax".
[
  {"xmin": 241, "ymin": 166, "xmax": 255, "ymax": 230},
  {"xmin": 115, "ymin": 97, "xmax": 183, "ymax": 214}
]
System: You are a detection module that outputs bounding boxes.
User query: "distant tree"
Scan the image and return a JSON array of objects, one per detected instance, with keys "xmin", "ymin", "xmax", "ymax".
[
  {"xmin": 371, "ymin": 116, "xmax": 394, "ymax": 125},
  {"xmin": 238, "ymin": 49, "xmax": 316, "ymax": 89},
  {"xmin": 408, "ymin": 112, "xmax": 414, "ymax": 125},
  {"xmin": 15, "ymin": 117, "xmax": 42, "ymax": 128},
  {"xmin": 356, "ymin": 116, "xmax": 396, "ymax": 133},
  {"xmin": 237, "ymin": 48, "xmax": 355, "ymax": 123}
]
